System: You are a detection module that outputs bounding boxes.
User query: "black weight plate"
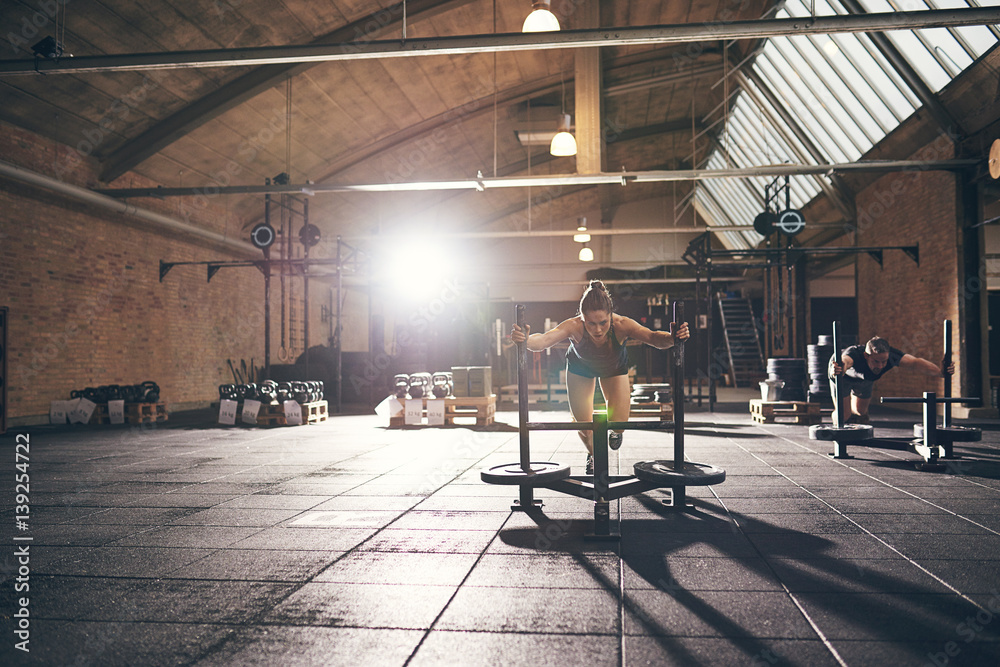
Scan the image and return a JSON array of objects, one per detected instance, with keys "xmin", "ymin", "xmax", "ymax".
[
  {"xmin": 753, "ymin": 211, "xmax": 776, "ymax": 236},
  {"xmin": 481, "ymin": 461, "xmax": 571, "ymax": 486},
  {"xmin": 776, "ymin": 208, "xmax": 806, "ymax": 235},
  {"xmin": 809, "ymin": 424, "xmax": 874, "ymax": 442},
  {"xmin": 299, "ymin": 223, "xmax": 321, "ymax": 247},
  {"xmin": 913, "ymin": 424, "xmax": 982, "ymax": 442},
  {"xmin": 250, "ymin": 223, "xmax": 276, "ymax": 249},
  {"xmin": 633, "ymin": 461, "xmax": 726, "ymax": 486}
]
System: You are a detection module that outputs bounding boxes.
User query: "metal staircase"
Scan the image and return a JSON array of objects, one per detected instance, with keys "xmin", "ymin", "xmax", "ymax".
[{"xmin": 716, "ymin": 294, "xmax": 765, "ymax": 388}]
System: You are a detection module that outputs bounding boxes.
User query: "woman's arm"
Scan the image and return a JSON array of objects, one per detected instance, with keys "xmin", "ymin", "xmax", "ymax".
[
  {"xmin": 510, "ymin": 318, "xmax": 576, "ymax": 351},
  {"xmin": 616, "ymin": 315, "xmax": 689, "ymax": 350}
]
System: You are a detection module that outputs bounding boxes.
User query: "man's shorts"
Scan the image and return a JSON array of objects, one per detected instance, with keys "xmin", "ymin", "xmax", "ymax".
[{"xmin": 830, "ymin": 376, "xmax": 874, "ymax": 399}]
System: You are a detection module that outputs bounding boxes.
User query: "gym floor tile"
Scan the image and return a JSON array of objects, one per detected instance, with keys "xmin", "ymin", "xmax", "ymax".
[
  {"xmin": 27, "ymin": 620, "xmax": 235, "ymax": 667},
  {"xmin": 166, "ymin": 548, "xmax": 341, "ymax": 581},
  {"xmin": 109, "ymin": 525, "xmax": 263, "ymax": 548},
  {"xmin": 401, "ymin": 495, "xmax": 516, "ymax": 512},
  {"xmin": 620, "ymin": 531, "xmax": 759, "ymax": 558},
  {"xmin": 828, "ymin": 639, "xmax": 1000, "ymax": 667},
  {"xmin": 230, "ymin": 526, "xmax": 378, "ymax": 551},
  {"xmin": 117, "ymin": 493, "xmax": 244, "ymax": 507},
  {"xmin": 917, "ymin": 559, "xmax": 1000, "ymax": 592},
  {"xmin": 708, "ymin": 497, "xmax": 833, "ymax": 514},
  {"xmin": 27, "ymin": 522, "xmax": 152, "ymax": 546},
  {"xmin": 791, "ymin": 592, "xmax": 1000, "ymax": 642},
  {"xmin": 213, "ymin": 494, "xmax": 332, "ymax": 509},
  {"xmin": 67, "ymin": 506, "xmax": 202, "ymax": 525},
  {"xmin": 745, "ymin": 532, "xmax": 901, "ymax": 559},
  {"xmin": 798, "ymin": 485, "xmax": 916, "ymax": 498},
  {"xmin": 282, "ymin": 509, "xmax": 407, "ymax": 529},
  {"xmin": 315, "ymin": 551, "xmax": 479, "ymax": 586},
  {"xmin": 847, "ymin": 512, "xmax": 995, "ymax": 535},
  {"xmin": 264, "ymin": 582, "xmax": 457, "ymax": 629},
  {"xmin": 192, "ymin": 626, "xmax": 424, "ymax": 667},
  {"xmin": 409, "ymin": 631, "xmax": 620, "ymax": 667},
  {"xmin": 309, "ymin": 494, "xmax": 423, "ymax": 511},
  {"xmin": 36, "ymin": 545, "xmax": 215, "ymax": 577},
  {"xmin": 462, "ymin": 553, "xmax": 619, "ymax": 589},
  {"xmin": 622, "ymin": 636, "xmax": 841, "ymax": 667},
  {"xmin": 876, "ymin": 533, "xmax": 1000, "ymax": 559},
  {"xmin": 435, "ymin": 586, "xmax": 621, "ymax": 634},
  {"xmin": 763, "ymin": 556, "xmax": 955, "ymax": 594},
  {"xmin": 358, "ymin": 527, "xmax": 497, "ymax": 554},
  {"xmin": 822, "ymin": 496, "xmax": 960, "ymax": 514},
  {"xmin": 622, "ymin": 556, "xmax": 783, "ymax": 592},
  {"xmin": 727, "ymin": 512, "xmax": 866, "ymax": 534},
  {"xmin": 385, "ymin": 509, "xmax": 511, "ymax": 532},
  {"xmin": 622, "ymin": 590, "xmax": 818, "ymax": 638},
  {"xmin": 29, "ymin": 575, "xmax": 292, "ymax": 624}
]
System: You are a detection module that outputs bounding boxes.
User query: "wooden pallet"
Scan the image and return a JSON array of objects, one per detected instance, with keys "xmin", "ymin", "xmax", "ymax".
[
  {"xmin": 629, "ymin": 400, "xmax": 673, "ymax": 417},
  {"xmin": 126, "ymin": 402, "xmax": 168, "ymax": 424},
  {"xmin": 389, "ymin": 395, "xmax": 496, "ymax": 428},
  {"xmin": 498, "ymin": 384, "xmax": 568, "ymax": 409},
  {"xmin": 85, "ymin": 402, "xmax": 168, "ymax": 424},
  {"xmin": 87, "ymin": 404, "xmax": 110, "ymax": 425},
  {"xmin": 749, "ymin": 399, "xmax": 821, "ymax": 424},
  {"xmin": 257, "ymin": 400, "xmax": 328, "ymax": 427}
]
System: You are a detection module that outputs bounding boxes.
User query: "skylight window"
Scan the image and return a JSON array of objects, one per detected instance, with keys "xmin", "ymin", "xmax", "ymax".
[{"xmin": 695, "ymin": 0, "xmax": 998, "ymax": 249}]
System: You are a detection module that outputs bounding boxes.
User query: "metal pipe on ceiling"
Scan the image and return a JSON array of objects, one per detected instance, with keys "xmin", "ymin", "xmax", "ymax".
[
  {"xmin": 93, "ymin": 158, "xmax": 980, "ymax": 199},
  {"xmin": 345, "ymin": 225, "xmax": 842, "ymax": 241},
  {"xmin": 0, "ymin": 9, "xmax": 997, "ymax": 75},
  {"xmin": 0, "ymin": 159, "xmax": 257, "ymax": 256}
]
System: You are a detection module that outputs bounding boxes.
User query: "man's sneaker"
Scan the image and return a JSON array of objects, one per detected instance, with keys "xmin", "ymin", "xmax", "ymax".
[
  {"xmin": 609, "ymin": 431, "xmax": 623, "ymax": 451},
  {"xmin": 585, "ymin": 454, "xmax": 594, "ymax": 475}
]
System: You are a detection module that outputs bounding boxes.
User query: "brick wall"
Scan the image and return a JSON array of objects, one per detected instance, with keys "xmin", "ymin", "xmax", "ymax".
[
  {"xmin": 855, "ymin": 135, "xmax": 960, "ymax": 407},
  {"xmin": 0, "ymin": 121, "xmax": 323, "ymax": 424}
]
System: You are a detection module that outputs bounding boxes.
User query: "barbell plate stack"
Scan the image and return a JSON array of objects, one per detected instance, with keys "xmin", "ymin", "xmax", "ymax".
[
  {"xmin": 808, "ymin": 423, "xmax": 874, "ymax": 442},
  {"xmin": 913, "ymin": 424, "xmax": 982, "ymax": 443},
  {"xmin": 633, "ymin": 461, "xmax": 726, "ymax": 487},
  {"xmin": 481, "ymin": 461, "xmax": 571, "ymax": 486}
]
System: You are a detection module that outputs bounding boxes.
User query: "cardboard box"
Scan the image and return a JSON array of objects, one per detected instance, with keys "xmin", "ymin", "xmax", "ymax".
[
  {"xmin": 451, "ymin": 367, "xmax": 469, "ymax": 397},
  {"xmin": 451, "ymin": 366, "xmax": 492, "ymax": 397},
  {"xmin": 468, "ymin": 366, "xmax": 492, "ymax": 397}
]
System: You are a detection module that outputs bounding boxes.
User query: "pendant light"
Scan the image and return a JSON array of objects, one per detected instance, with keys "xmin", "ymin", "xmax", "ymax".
[
  {"xmin": 549, "ymin": 74, "xmax": 576, "ymax": 157},
  {"xmin": 522, "ymin": 0, "xmax": 560, "ymax": 32}
]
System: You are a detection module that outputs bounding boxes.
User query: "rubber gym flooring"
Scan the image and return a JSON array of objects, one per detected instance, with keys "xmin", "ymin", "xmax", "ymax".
[{"xmin": 3, "ymin": 392, "xmax": 1000, "ymax": 666}]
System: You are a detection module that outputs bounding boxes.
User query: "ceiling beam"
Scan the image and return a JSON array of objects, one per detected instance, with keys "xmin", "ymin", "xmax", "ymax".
[
  {"xmin": 2, "ymin": 9, "xmax": 996, "ymax": 76},
  {"xmin": 94, "ymin": 0, "xmax": 474, "ymax": 182}
]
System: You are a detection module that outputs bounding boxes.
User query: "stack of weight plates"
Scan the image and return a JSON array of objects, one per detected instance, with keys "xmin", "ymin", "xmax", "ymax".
[
  {"xmin": 807, "ymin": 336, "xmax": 834, "ymax": 406},
  {"xmin": 766, "ymin": 358, "xmax": 807, "ymax": 401}
]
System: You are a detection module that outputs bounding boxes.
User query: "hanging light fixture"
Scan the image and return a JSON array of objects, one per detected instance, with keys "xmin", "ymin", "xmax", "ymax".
[
  {"xmin": 573, "ymin": 216, "xmax": 590, "ymax": 242},
  {"xmin": 550, "ymin": 73, "xmax": 576, "ymax": 157},
  {"xmin": 550, "ymin": 113, "xmax": 577, "ymax": 156},
  {"xmin": 578, "ymin": 244, "xmax": 594, "ymax": 262},
  {"xmin": 522, "ymin": 0, "xmax": 560, "ymax": 33}
]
